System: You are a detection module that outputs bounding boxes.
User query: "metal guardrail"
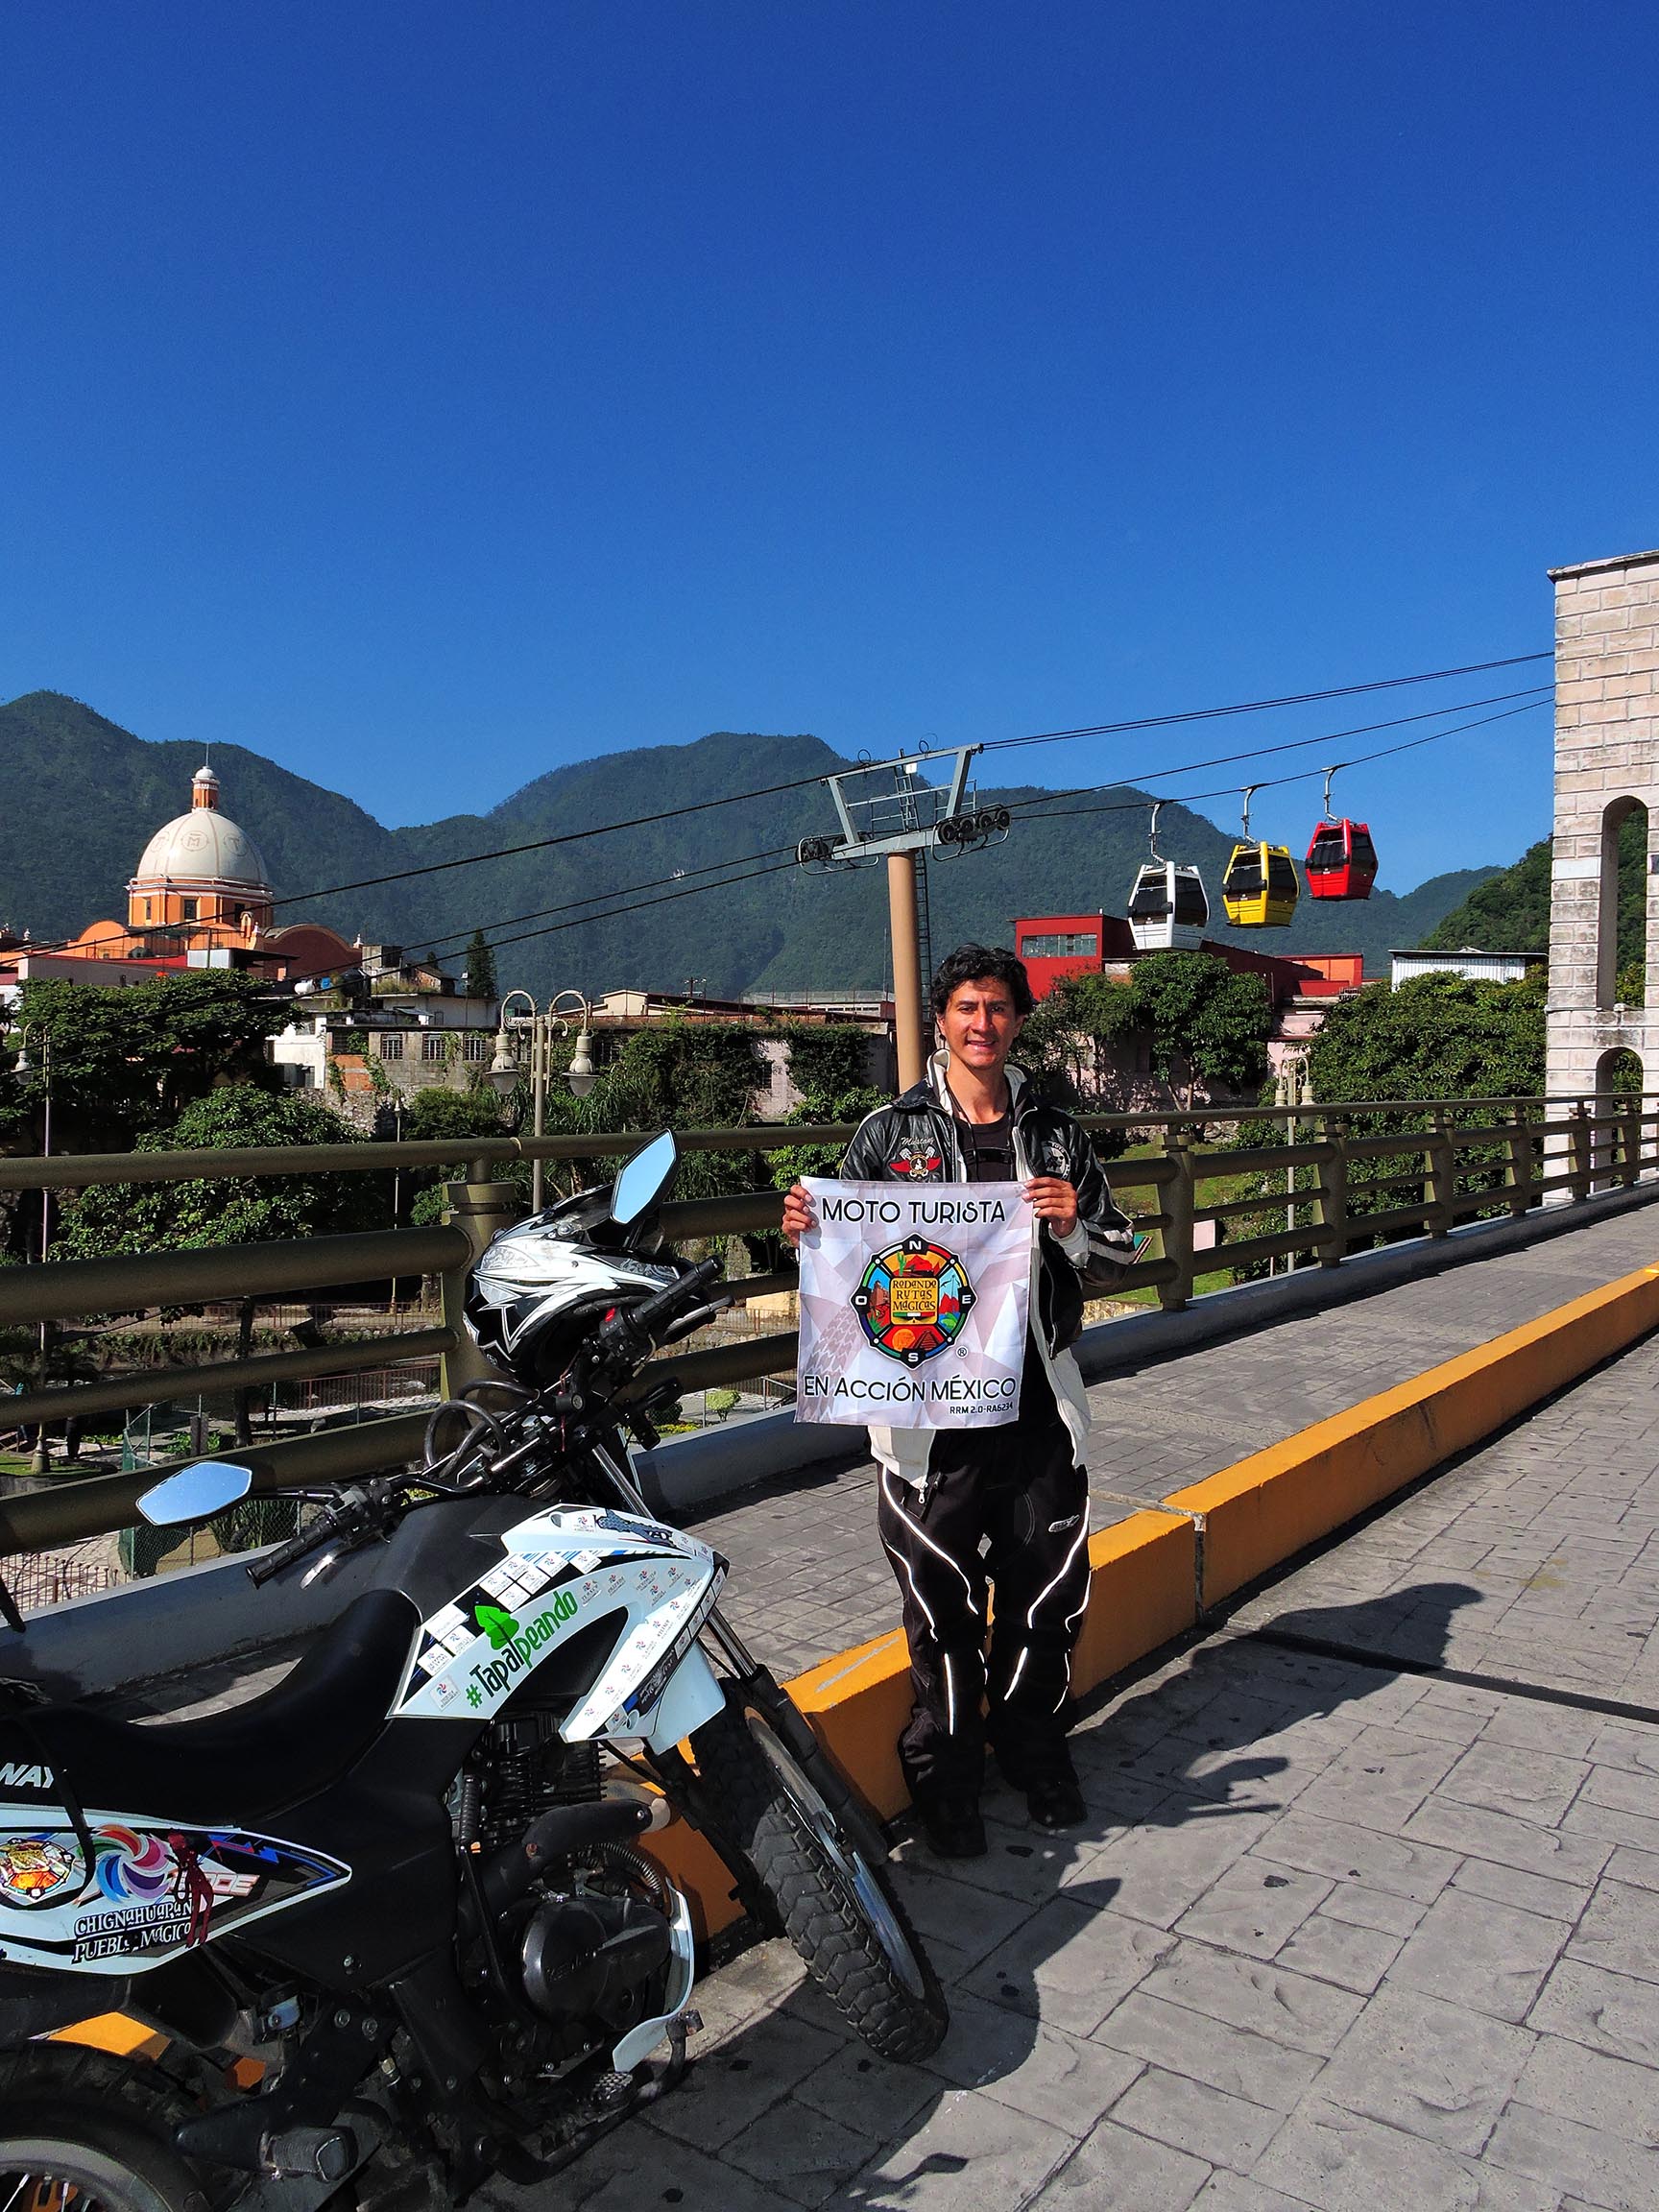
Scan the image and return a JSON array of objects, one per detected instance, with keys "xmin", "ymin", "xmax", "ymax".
[{"xmin": 0, "ymin": 1094, "xmax": 1651, "ymax": 1554}]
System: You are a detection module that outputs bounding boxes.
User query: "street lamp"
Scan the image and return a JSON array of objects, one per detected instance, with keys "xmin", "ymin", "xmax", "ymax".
[{"xmin": 489, "ymin": 990, "xmax": 596, "ymax": 1212}]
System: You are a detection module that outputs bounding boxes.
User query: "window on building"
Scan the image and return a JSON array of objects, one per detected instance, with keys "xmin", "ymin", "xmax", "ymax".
[
  {"xmin": 143, "ymin": 900, "xmax": 153, "ymax": 922},
  {"xmin": 1020, "ymin": 931, "xmax": 1098, "ymax": 959},
  {"xmin": 463, "ymin": 1033, "xmax": 488, "ymax": 1063},
  {"xmin": 421, "ymin": 1032, "xmax": 446, "ymax": 1062},
  {"xmin": 180, "ymin": 898, "xmax": 199, "ymax": 923},
  {"xmin": 380, "ymin": 1032, "xmax": 405, "ymax": 1061}
]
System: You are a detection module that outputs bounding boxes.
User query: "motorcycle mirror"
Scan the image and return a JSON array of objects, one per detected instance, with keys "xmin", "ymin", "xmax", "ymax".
[
  {"xmin": 611, "ymin": 1131, "xmax": 678, "ymax": 1226},
  {"xmin": 136, "ymin": 1460, "xmax": 253, "ymax": 1528}
]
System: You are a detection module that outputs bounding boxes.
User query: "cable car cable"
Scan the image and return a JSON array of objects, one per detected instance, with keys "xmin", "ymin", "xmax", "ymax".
[
  {"xmin": 977, "ymin": 651, "xmax": 1550, "ymax": 757},
  {"xmin": 262, "ymin": 654, "xmax": 1552, "ymax": 911},
  {"xmin": 1010, "ymin": 683, "xmax": 1551, "ymax": 821},
  {"xmin": 1014, "ymin": 695, "xmax": 1550, "ymax": 826}
]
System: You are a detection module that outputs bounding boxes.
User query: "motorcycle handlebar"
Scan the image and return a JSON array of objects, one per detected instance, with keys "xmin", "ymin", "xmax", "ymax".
[
  {"xmin": 595, "ymin": 1258, "xmax": 723, "ymax": 1364},
  {"xmin": 247, "ymin": 1519, "xmax": 334, "ymax": 1587},
  {"xmin": 631, "ymin": 1257, "xmax": 723, "ymax": 1338}
]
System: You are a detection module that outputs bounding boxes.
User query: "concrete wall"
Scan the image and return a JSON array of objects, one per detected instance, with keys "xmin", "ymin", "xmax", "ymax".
[{"xmin": 1547, "ymin": 549, "xmax": 1659, "ymax": 1103}]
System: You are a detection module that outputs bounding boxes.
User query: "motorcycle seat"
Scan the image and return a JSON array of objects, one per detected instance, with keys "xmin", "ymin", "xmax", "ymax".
[{"xmin": 0, "ymin": 1588, "xmax": 421, "ymax": 1827}]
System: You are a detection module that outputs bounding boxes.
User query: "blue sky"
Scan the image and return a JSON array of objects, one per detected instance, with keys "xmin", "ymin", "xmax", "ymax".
[{"xmin": 5, "ymin": 3, "xmax": 1656, "ymax": 890}]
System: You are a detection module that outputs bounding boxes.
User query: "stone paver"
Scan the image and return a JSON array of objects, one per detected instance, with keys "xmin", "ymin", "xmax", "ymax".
[{"xmin": 489, "ymin": 1201, "xmax": 1659, "ymax": 2211}]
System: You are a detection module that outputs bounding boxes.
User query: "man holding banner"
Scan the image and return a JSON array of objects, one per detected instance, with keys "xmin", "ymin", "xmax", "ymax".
[{"xmin": 783, "ymin": 945, "xmax": 1135, "ymax": 1857}]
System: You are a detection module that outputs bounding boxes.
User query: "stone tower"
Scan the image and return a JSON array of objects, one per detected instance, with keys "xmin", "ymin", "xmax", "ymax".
[{"xmin": 1546, "ymin": 548, "xmax": 1659, "ymax": 1103}]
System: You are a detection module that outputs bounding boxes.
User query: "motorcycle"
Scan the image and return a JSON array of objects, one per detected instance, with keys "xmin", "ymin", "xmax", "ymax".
[{"xmin": 0, "ymin": 1131, "xmax": 946, "ymax": 2211}]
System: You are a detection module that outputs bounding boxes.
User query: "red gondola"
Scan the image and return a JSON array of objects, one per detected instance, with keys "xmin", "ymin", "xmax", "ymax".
[{"xmin": 1304, "ymin": 768, "xmax": 1378, "ymax": 901}]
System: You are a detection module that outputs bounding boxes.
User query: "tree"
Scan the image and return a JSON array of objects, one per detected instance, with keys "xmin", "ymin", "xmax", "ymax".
[
  {"xmin": 57, "ymin": 1086, "xmax": 383, "ymax": 1258},
  {"xmin": 1306, "ymin": 972, "xmax": 1545, "ymax": 1108},
  {"xmin": 0, "ymin": 972, "xmax": 284, "ymax": 1157},
  {"xmin": 1019, "ymin": 973, "xmax": 1141, "ymax": 1114},
  {"xmin": 464, "ymin": 928, "xmax": 498, "ymax": 1003},
  {"xmin": 1127, "ymin": 952, "xmax": 1273, "ymax": 1109},
  {"xmin": 399, "ymin": 1088, "xmax": 515, "ymax": 1224}
]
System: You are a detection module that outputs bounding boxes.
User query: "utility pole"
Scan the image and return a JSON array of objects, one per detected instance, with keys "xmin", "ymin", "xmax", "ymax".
[
  {"xmin": 797, "ymin": 748, "xmax": 1010, "ymax": 1095},
  {"xmin": 887, "ymin": 851, "xmax": 927, "ymax": 1091}
]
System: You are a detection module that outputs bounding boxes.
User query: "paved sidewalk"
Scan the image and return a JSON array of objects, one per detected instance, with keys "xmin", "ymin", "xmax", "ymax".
[
  {"xmin": 703, "ymin": 1203, "xmax": 1659, "ymax": 1677},
  {"xmin": 503, "ymin": 1307, "xmax": 1659, "ymax": 2212}
]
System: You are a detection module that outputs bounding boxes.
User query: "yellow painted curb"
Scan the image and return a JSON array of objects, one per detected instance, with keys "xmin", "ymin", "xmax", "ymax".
[{"xmin": 1167, "ymin": 1260, "xmax": 1659, "ymax": 1607}]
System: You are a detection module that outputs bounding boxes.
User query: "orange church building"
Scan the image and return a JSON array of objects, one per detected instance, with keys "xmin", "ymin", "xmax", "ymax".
[{"xmin": 12, "ymin": 763, "xmax": 357, "ymax": 988}]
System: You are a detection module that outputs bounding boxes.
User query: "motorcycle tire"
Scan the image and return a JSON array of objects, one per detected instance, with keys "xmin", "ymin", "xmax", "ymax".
[
  {"xmin": 0, "ymin": 2045, "xmax": 215, "ymax": 2212},
  {"xmin": 690, "ymin": 1699, "xmax": 949, "ymax": 2063}
]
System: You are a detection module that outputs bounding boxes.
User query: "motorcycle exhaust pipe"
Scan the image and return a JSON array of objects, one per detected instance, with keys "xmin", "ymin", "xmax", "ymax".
[{"xmin": 478, "ymin": 1794, "xmax": 661, "ymax": 1921}]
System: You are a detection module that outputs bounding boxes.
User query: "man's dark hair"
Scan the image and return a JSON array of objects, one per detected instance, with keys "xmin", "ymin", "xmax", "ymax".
[{"xmin": 929, "ymin": 944, "xmax": 1035, "ymax": 1021}]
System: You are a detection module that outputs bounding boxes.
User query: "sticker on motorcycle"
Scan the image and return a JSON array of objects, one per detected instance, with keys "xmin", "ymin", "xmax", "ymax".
[
  {"xmin": 0, "ymin": 1817, "xmax": 349, "ymax": 1975},
  {"xmin": 0, "ymin": 1832, "xmax": 78, "ymax": 1907},
  {"xmin": 395, "ymin": 1506, "xmax": 725, "ymax": 1725}
]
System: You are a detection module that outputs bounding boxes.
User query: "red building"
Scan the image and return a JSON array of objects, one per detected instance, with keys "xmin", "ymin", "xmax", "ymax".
[
  {"xmin": 1013, "ymin": 912, "xmax": 1362, "ymax": 1008},
  {"xmin": 1013, "ymin": 914, "xmax": 1136, "ymax": 1000}
]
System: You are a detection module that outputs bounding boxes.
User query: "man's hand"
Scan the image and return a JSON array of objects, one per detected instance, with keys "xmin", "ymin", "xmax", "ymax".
[
  {"xmin": 781, "ymin": 1181, "xmax": 816, "ymax": 1248},
  {"xmin": 1024, "ymin": 1176, "xmax": 1079, "ymax": 1238}
]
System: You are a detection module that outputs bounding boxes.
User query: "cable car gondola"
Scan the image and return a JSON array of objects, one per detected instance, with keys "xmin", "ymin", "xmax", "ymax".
[
  {"xmin": 1304, "ymin": 766, "xmax": 1378, "ymax": 901},
  {"xmin": 1126, "ymin": 802, "xmax": 1210, "ymax": 950},
  {"xmin": 1221, "ymin": 785, "xmax": 1299, "ymax": 927}
]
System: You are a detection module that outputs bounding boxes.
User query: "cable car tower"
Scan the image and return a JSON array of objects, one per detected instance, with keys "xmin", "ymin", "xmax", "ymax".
[{"xmin": 798, "ymin": 745, "xmax": 1010, "ymax": 1088}]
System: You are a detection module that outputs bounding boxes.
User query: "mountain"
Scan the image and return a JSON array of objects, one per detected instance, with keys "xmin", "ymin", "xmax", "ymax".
[
  {"xmin": 0, "ymin": 690, "xmax": 1501, "ymax": 1000},
  {"xmin": 1422, "ymin": 837, "xmax": 1553, "ymax": 958}
]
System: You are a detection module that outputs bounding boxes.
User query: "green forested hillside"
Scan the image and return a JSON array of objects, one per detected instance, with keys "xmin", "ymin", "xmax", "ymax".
[
  {"xmin": 1425, "ymin": 813, "xmax": 1646, "ymax": 974},
  {"xmin": 0, "ymin": 690, "xmax": 1503, "ymax": 1000}
]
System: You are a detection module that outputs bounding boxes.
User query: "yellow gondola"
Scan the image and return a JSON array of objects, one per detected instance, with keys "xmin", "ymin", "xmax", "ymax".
[{"xmin": 1219, "ymin": 787, "xmax": 1299, "ymax": 926}]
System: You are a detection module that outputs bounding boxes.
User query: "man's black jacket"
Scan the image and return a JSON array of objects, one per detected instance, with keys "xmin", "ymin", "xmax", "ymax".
[{"xmin": 839, "ymin": 1063, "xmax": 1136, "ymax": 1354}]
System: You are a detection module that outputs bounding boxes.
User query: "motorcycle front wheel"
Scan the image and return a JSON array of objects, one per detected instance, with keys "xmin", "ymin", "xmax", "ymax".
[{"xmin": 689, "ymin": 1699, "xmax": 948, "ymax": 2062}]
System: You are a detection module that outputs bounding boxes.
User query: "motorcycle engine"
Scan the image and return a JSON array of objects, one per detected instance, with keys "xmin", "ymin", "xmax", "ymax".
[{"xmin": 517, "ymin": 1887, "xmax": 672, "ymax": 2037}]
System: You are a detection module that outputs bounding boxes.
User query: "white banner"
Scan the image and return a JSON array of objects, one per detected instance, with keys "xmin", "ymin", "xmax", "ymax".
[{"xmin": 795, "ymin": 1178, "xmax": 1033, "ymax": 1429}]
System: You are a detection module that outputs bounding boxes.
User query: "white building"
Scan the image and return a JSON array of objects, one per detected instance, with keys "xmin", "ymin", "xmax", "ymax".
[{"xmin": 1390, "ymin": 948, "xmax": 1547, "ymax": 988}]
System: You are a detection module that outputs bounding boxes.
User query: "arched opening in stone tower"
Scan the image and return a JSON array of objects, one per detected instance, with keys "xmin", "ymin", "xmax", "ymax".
[
  {"xmin": 1593, "ymin": 1045, "xmax": 1647, "ymax": 1186},
  {"xmin": 1598, "ymin": 795, "xmax": 1648, "ymax": 1007}
]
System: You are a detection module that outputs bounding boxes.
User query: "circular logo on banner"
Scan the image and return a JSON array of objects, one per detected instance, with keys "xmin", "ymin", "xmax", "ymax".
[{"xmin": 852, "ymin": 1235, "xmax": 976, "ymax": 1366}]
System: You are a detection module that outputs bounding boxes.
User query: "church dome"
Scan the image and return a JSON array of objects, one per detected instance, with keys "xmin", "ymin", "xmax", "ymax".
[{"xmin": 130, "ymin": 766, "xmax": 272, "ymax": 893}]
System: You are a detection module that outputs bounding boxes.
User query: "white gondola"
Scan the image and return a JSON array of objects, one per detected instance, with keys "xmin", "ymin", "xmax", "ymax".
[{"xmin": 1126, "ymin": 804, "xmax": 1210, "ymax": 950}]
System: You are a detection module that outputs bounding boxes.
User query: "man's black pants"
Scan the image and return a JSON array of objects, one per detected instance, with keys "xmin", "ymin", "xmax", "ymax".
[{"xmin": 876, "ymin": 1376, "xmax": 1090, "ymax": 1807}]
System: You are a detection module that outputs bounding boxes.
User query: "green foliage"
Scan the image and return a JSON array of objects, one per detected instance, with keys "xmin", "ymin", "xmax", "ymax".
[
  {"xmin": 1600, "ymin": 1047, "xmax": 1645, "ymax": 1097},
  {"xmin": 57, "ymin": 1086, "xmax": 383, "ymax": 1259},
  {"xmin": 766, "ymin": 1025, "xmax": 888, "ymax": 1184},
  {"xmin": 403, "ymin": 1088, "xmax": 508, "ymax": 1143},
  {"xmin": 543, "ymin": 1022, "xmax": 768, "ymax": 1205},
  {"xmin": 769, "ymin": 1087, "xmax": 890, "ymax": 1185},
  {"xmin": 1, "ymin": 972, "xmax": 284, "ymax": 1151},
  {"xmin": 1126, "ymin": 952, "xmax": 1273, "ymax": 1108},
  {"xmin": 398, "ymin": 1087, "xmax": 517, "ymax": 1214},
  {"xmin": 1425, "ymin": 812, "xmax": 1647, "ymax": 974},
  {"xmin": 1020, "ymin": 973, "xmax": 1140, "ymax": 1110},
  {"xmin": 783, "ymin": 1025, "xmax": 874, "ymax": 1105},
  {"xmin": 1307, "ymin": 972, "xmax": 1546, "ymax": 1107},
  {"xmin": 464, "ymin": 928, "xmax": 498, "ymax": 1001}
]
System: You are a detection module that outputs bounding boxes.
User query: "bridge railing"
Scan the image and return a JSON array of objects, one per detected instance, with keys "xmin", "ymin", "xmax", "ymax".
[{"xmin": 0, "ymin": 1093, "xmax": 1650, "ymax": 1560}]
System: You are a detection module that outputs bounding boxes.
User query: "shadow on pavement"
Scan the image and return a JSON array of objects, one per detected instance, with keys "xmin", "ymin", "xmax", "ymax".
[
  {"xmin": 546, "ymin": 1584, "xmax": 1486, "ymax": 2204},
  {"xmin": 1075, "ymin": 1579, "xmax": 1484, "ymax": 1834}
]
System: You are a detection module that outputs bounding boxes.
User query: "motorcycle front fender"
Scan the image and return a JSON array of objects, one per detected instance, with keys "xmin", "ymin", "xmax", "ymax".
[{"xmin": 641, "ymin": 1644, "xmax": 725, "ymax": 1755}]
